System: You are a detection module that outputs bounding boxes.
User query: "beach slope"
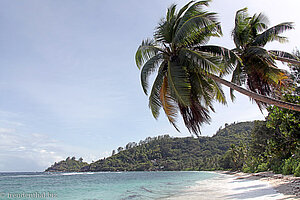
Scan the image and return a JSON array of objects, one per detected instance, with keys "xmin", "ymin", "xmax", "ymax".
[{"xmin": 165, "ymin": 172, "xmax": 299, "ymax": 200}]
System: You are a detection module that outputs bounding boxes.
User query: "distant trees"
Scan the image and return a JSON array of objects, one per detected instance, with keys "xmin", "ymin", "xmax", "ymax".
[
  {"xmin": 125, "ymin": 142, "xmax": 137, "ymax": 150},
  {"xmin": 45, "ymin": 157, "xmax": 88, "ymax": 172},
  {"xmin": 47, "ymin": 112, "xmax": 299, "ymax": 176},
  {"xmin": 117, "ymin": 147, "xmax": 124, "ymax": 153},
  {"xmin": 85, "ymin": 122, "xmax": 254, "ymax": 172}
]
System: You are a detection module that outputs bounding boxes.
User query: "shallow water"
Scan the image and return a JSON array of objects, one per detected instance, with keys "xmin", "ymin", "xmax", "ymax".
[{"xmin": 0, "ymin": 171, "xmax": 218, "ymax": 200}]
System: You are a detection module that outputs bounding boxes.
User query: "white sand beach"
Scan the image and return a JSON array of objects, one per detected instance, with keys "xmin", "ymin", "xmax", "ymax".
[{"xmin": 165, "ymin": 172, "xmax": 299, "ymax": 200}]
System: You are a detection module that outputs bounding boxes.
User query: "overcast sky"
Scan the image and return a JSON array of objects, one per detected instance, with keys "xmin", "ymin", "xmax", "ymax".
[{"xmin": 0, "ymin": 0, "xmax": 299, "ymax": 172}]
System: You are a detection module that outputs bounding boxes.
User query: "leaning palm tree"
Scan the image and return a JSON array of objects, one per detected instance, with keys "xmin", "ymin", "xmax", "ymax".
[
  {"xmin": 136, "ymin": 1, "xmax": 300, "ymax": 135},
  {"xmin": 231, "ymin": 8, "xmax": 299, "ymax": 110},
  {"xmin": 136, "ymin": 1, "xmax": 238, "ymax": 135}
]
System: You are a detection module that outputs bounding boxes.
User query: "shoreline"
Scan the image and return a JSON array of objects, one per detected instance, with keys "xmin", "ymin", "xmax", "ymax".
[
  {"xmin": 218, "ymin": 171, "xmax": 300, "ymax": 199},
  {"xmin": 1, "ymin": 171, "xmax": 299, "ymax": 199},
  {"xmin": 164, "ymin": 171, "xmax": 300, "ymax": 200}
]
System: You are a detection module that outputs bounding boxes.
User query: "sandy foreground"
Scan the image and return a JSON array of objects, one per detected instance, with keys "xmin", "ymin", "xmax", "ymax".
[{"xmin": 164, "ymin": 171, "xmax": 300, "ymax": 200}]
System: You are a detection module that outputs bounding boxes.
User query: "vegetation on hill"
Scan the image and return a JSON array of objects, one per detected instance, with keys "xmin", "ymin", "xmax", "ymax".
[
  {"xmin": 46, "ymin": 109, "xmax": 299, "ymax": 176},
  {"xmin": 46, "ymin": 121, "xmax": 254, "ymax": 172},
  {"xmin": 45, "ymin": 157, "xmax": 88, "ymax": 172},
  {"xmin": 85, "ymin": 122, "xmax": 253, "ymax": 172}
]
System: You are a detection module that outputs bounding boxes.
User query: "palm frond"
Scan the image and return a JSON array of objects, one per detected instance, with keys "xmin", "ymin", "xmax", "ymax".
[
  {"xmin": 244, "ymin": 46, "xmax": 276, "ymax": 67},
  {"xmin": 177, "ymin": 1, "xmax": 195, "ymax": 19},
  {"xmin": 155, "ymin": 18, "xmax": 177, "ymax": 43},
  {"xmin": 252, "ymin": 22, "xmax": 294, "ymax": 46},
  {"xmin": 249, "ymin": 13, "xmax": 269, "ymax": 36},
  {"xmin": 160, "ymin": 76, "xmax": 180, "ymax": 131},
  {"xmin": 235, "ymin": 7, "xmax": 248, "ymax": 22},
  {"xmin": 269, "ymin": 50, "xmax": 299, "ymax": 60},
  {"xmin": 243, "ymin": 46, "xmax": 287, "ymax": 91},
  {"xmin": 140, "ymin": 53, "xmax": 164, "ymax": 95},
  {"xmin": 265, "ymin": 67, "xmax": 288, "ymax": 84},
  {"xmin": 190, "ymin": 71, "xmax": 214, "ymax": 108},
  {"xmin": 155, "ymin": 3, "xmax": 181, "ymax": 44},
  {"xmin": 242, "ymin": 48, "xmax": 288, "ymax": 110},
  {"xmin": 136, "ymin": 39, "xmax": 163, "ymax": 69},
  {"xmin": 209, "ymin": 79, "xmax": 226, "ymax": 104},
  {"xmin": 167, "ymin": 61, "xmax": 191, "ymax": 106},
  {"xmin": 180, "ymin": 48, "xmax": 222, "ymax": 74},
  {"xmin": 232, "ymin": 7, "xmax": 250, "ymax": 48},
  {"xmin": 179, "ymin": 99, "xmax": 211, "ymax": 136},
  {"xmin": 269, "ymin": 50, "xmax": 300, "ymax": 66},
  {"xmin": 190, "ymin": 70, "xmax": 226, "ymax": 107},
  {"xmin": 181, "ymin": 23, "xmax": 221, "ymax": 46},
  {"xmin": 148, "ymin": 62, "xmax": 166, "ymax": 119},
  {"xmin": 167, "ymin": 4, "xmax": 177, "ymax": 22},
  {"xmin": 174, "ymin": 1, "xmax": 221, "ymax": 45},
  {"xmin": 230, "ymin": 63, "xmax": 245, "ymax": 101},
  {"xmin": 196, "ymin": 45, "xmax": 242, "ymax": 75}
]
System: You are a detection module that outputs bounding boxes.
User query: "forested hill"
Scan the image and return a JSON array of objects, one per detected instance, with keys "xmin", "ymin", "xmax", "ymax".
[
  {"xmin": 45, "ymin": 157, "xmax": 88, "ymax": 172},
  {"xmin": 45, "ymin": 121, "xmax": 254, "ymax": 172}
]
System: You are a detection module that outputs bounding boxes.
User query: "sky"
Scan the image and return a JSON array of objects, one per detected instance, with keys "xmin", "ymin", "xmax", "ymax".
[{"xmin": 0, "ymin": 0, "xmax": 299, "ymax": 172}]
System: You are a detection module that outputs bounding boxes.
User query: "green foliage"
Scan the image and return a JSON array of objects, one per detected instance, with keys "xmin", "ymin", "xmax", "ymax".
[
  {"xmin": 219, "ymin": 144, "xmax": 246, "ymax": 171},
  {"xmin": 45, "ymin": 157, "xmax": 88, "ymax": 172},
  {"xmin": 231, "ymin": 8, "xmax": 295, "ymax": 110},
  {"xmin": 282, "ymin": 157, "xmax": 300, "ymax": 175},
  {"xmin": 242, "ymin": 167, "xmax": 251, "ymax": 173},
  {"xmin": 221, "ymin": 100, "xmax": 300, "ymax": 175},
  {"xmin": 257, "ymin": 163, "xmax": 268, "ymax": 172},
  {"xmin": 46, "ymin": 122, "xmax": 254, "ymax": 172},
  {"xmin": 87, "ymin": 122, "xmax": 253, "ymax": 172},
  {"xmin": 265, "ymin": 95, "xmax": 300, "ymax": 172},
  {"xmin": 294, "ymin": 163, "xmax": 300, "ymax": 177},
  {"xmin": 225, "ymin": 94, "xmax": 300, "ymax": 174},
  {"xmin": 242, "ymin": 155, "xmax": 263, "ymax": 173}
]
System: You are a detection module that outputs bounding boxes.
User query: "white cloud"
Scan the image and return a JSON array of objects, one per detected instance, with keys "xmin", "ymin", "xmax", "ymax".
[
  {"xmin": 0, "ymin": 128, "xmax": 99, "ymax": 171},
  {"xmin": 0, "ymin": 127, "xmax": 15, "ymax": 133},
  {"xmin": 0, "ymin": 120, "xmax": 24, "ymax": 127}
]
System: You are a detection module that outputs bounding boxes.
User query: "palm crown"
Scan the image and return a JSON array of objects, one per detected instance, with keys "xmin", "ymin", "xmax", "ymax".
[
  {"xmin": 136, "ymin": 1, "xmax": 237, "ymax": 135},
  {"xmin": 231, "ymin": 8, "xmax": 295, "ymax": 110}
]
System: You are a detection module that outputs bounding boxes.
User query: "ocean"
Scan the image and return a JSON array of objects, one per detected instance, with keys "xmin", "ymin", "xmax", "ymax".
[{"xmin": 0, "ymin": 171, "xmax": 218, "ymax": 200}]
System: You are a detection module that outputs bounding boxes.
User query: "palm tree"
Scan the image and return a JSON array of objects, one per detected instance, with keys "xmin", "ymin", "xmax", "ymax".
[
  {"xmin": 230, "ymin": 8, "xmax": 299, "ymax": 110},
  {"xmin": 136, "ymin": 1, "xmax": 300, "ymax": 135},
  {"xmin": 136, "ymin": 1, "xmax": 236, "ymax": 135}
]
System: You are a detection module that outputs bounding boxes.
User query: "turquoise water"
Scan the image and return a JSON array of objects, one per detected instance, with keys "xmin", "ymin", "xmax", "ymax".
[{"xmin": 0, "ymin": 171, "xmax": 218, "ymax": 200}]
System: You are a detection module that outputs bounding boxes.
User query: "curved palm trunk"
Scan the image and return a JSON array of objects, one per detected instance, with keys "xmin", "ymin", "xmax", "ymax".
[{"xmin": 208, "ymin": 74, "xmax": 300, "ymax": 112}]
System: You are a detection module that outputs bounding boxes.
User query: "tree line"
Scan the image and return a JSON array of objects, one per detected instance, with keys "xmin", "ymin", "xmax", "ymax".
[{"xmin": 76, "ymin": 121, "xmax": 254, "ymax": 172}]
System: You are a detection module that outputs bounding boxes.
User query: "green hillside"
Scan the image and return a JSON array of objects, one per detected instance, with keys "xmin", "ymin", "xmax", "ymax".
[
  {"xmin": 45, "ymin": 121, "xmax": 254, "ymax": 172},
  {"xmin": 45, "ymin": 157, "xmax": 88, "ymax": 172},
  {"xmin": 84, "ymin": 121, "xmax": 254, "ymax": 171}
]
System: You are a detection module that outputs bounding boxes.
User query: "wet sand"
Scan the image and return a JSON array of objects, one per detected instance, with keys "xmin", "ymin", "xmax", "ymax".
[{"xmin": 164, "ymin": 171, "xmax": 299, "ymax": 200}]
